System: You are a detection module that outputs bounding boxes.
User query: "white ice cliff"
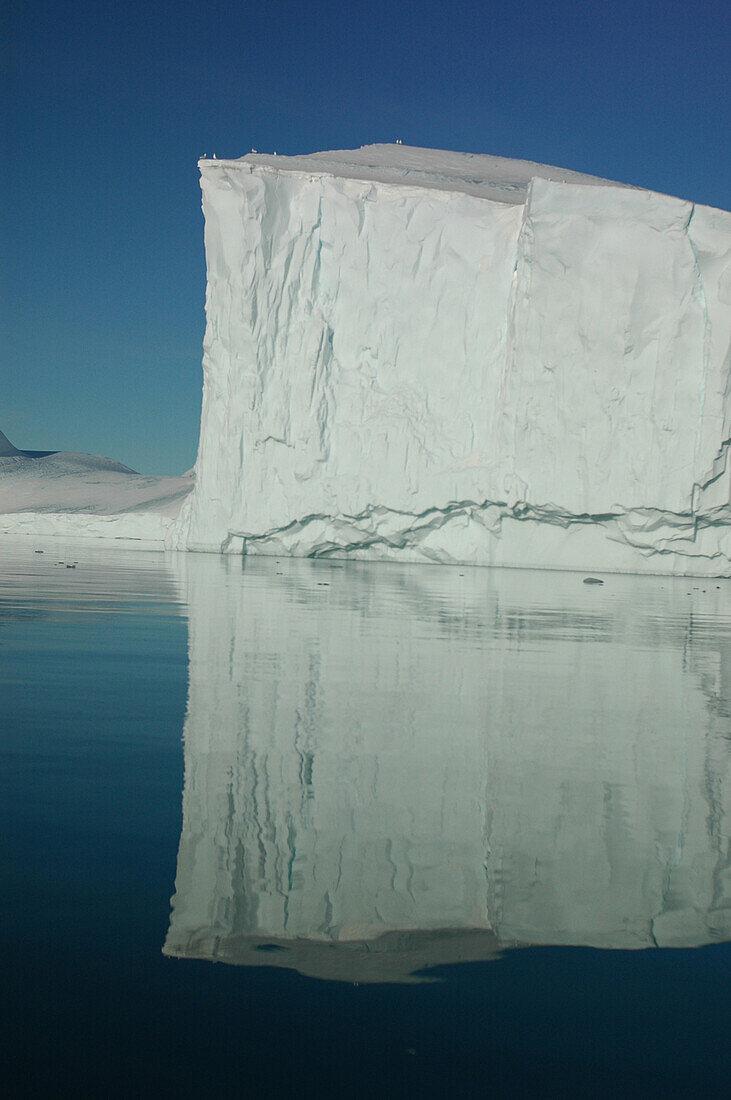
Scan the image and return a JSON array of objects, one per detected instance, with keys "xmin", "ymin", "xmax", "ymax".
[{"xmin": 172, "ymin": 144, "xmax": 731, "ymax": 575}]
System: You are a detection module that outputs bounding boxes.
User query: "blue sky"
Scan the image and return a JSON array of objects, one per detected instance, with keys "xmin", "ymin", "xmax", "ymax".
[{"xmin": 2, "ymin": 0, "xmax": 728, "ymax": 474}]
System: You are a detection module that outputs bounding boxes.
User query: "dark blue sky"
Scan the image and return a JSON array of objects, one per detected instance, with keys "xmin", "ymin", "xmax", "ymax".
[{"xmin": 3, "ymin": 0, "xmax": 729, "ymax": 473}]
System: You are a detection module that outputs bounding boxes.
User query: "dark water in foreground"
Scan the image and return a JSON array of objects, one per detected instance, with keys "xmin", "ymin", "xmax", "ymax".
[{"xmin": 1, "ymin": 540, "xmax": 729, "ymax": 1097}]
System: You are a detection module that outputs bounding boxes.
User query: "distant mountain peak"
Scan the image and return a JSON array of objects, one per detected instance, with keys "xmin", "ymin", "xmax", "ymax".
[{"xmin": 0, "ymin": 429, "xmax": 21, "ymax": 457}]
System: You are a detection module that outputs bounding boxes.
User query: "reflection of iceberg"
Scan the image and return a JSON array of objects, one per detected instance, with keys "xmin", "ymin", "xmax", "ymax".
[{"xmin": 165, "ymin": 556, "xmax": 731, "ymax": 980}]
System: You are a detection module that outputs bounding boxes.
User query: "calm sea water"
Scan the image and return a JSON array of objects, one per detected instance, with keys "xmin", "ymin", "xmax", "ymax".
[{"xmin": 1, "ymin": 539, "xmax": 729, "ymax": 1097}]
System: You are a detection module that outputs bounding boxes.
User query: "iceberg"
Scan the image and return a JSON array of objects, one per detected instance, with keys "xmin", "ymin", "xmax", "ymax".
[
  {"xmin": 172, "ymin": 144, "xmax": 731, "ymax": 575},
  {"xmin": 3, "ymin": 145, "xmax": 729, "ymax": 573}
]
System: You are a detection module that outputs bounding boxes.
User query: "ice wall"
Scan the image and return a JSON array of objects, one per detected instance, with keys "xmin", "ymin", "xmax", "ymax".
[
  {"xmin": 164, "ymin": 557, "xmax": 731, "ymax": 980},
  {"xmin": 173, "ymin": 145, "xmax": 731, "ymax": 574}
]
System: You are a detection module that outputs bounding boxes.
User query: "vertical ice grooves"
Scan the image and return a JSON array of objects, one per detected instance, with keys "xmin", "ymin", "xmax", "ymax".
[
  {"xmin": 686, "ymin": 203, "xmax": 714, "ymax": 511},
  {"xmin": 174, "ymin": 154, "xmax": 731, "ymax": 575}
]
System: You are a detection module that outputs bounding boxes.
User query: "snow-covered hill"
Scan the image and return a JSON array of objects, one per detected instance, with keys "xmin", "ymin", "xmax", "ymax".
[{"xmin": 0, "ymin": 432, "xmax": 192, "ymax": 547}]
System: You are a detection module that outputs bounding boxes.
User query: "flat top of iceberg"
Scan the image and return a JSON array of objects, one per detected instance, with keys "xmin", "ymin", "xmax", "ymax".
[{"xmin": 201, "ymin": 142, "xmax": 638, "ymax": 205}]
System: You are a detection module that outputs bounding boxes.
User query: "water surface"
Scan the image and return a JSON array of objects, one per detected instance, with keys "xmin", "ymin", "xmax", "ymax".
[{"xmin": 1, "ymin": 541, "xmax": 729, "ymax": 1096}]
